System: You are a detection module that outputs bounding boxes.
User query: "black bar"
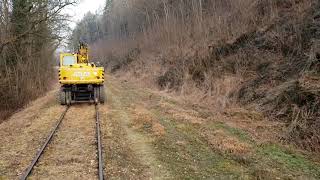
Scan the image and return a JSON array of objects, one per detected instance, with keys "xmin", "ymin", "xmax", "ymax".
[{"xmin": 95, "ymin": 105, "xmax": 104, "ymax": 180}]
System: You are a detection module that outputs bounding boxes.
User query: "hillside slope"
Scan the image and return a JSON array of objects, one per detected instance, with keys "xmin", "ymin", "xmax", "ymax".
[{"xmin": 79, "ymin": 0, "xmax": 320, "ymax": 152}]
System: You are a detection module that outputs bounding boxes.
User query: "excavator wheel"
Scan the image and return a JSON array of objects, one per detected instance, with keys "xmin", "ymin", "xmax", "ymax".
[
  {"xmin": 66, "ymin": 90, "xmax": 72, "ymax": 105},
  {"xmin": 59, "ymin": 88, "xmax": 66, "ymax": 105},
  {"xmin": 99, "ymin": 85, "xmax": 106, "ymax": 104},
  {"xmin": 93, "ymin": 87, "xmax": 99, "ymax": 104}
]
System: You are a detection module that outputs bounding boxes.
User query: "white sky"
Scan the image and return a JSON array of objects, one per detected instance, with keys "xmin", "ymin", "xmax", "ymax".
[
  {"xmin": 64, "ymin": 0, "xmax": 105, "ymax": 29},
  {"xmin": 57, "ymin": 0, "xmax": 104, "ymax": 51}
]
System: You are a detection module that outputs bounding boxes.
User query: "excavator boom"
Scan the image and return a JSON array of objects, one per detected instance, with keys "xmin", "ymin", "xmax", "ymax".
[{"xmin": 77, "ymin": 42, "xmax": 89, "ymax": 63}]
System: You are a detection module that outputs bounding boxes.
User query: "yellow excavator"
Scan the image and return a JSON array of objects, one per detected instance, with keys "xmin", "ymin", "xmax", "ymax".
[{"xmin": 58, "ymin": 42, "xmax": 105, "ymax": 105}]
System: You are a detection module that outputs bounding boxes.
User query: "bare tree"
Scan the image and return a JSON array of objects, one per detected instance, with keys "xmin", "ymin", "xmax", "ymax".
[{"xmin": 0, "ymin": 0, "xmax": 77, "ymax": 120}]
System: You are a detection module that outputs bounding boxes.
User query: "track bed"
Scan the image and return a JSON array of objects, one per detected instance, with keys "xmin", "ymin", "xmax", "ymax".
[{"xmin": 22, "ymin": 105, "xmax": 103, "ymax": 179}]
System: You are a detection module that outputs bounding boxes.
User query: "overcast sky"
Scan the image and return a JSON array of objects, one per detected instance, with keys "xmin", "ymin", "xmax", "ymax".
[
  {"xmin": 57, "ymin": 0, "xmax": 104, "ymax": 50},
  {"xmin": 64, "ymin": 0, "xmax": 105, "ymax": 28}
]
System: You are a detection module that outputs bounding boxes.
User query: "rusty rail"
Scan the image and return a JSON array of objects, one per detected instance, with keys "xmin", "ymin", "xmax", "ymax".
[
  {"xmin": 20, "ymin": 106, "xmax": 69, "ymax": 180},
  {"xmin": 95, "ymin": 105, "xmax": 104, "ymax": 180}
]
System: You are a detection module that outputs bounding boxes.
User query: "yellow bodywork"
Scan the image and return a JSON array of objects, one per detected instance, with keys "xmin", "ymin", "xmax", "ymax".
[
  {"xmin": 58, "ymin": 53, "xmax": 104, "ymax": 85},
  {"xmin": 58, "ymin": 43, "xmax": 106, "ymax": 105}
]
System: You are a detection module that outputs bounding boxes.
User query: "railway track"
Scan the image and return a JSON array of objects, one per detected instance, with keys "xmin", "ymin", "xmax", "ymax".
[{"xmin": 20, "ymin": 105, "xmax": 104, "ymax": 180}]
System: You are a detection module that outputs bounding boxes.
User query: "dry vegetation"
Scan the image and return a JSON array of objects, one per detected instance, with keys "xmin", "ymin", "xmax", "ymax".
[
  {"xmin": 0, "ymin": 0, "xmax": 75, "ymax": 120},
  {"xmin": 74, "ymin": 0, "xmax": 320, "ymax": 152}
]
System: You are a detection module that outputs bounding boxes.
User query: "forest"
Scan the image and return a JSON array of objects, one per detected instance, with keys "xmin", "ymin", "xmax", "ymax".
[
  {"xmin": 0, "ymin": 0, "xmax": 76, "ymax": 119},
  {"xmin": 72, "ymin": 0, "xmax": 320, "ymax": 152}
]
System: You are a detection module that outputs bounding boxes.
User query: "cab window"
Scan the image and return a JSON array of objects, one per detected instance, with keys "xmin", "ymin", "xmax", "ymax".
[{"xmin": 63, "ymin": 56, "xmax": 76, "ymax": 66}]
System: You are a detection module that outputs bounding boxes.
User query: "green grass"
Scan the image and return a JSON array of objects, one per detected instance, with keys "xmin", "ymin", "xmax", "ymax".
[
  {"xmin": 213, "ymin": 122, "xmax": 253, "ymax": 143},
  {"xmin": 151, "ymin": 110, "xmax": 251, "ymax": 179},
  {"xmin": 258, "ymin": 144, "xmax": 320, "ymax": 178}
]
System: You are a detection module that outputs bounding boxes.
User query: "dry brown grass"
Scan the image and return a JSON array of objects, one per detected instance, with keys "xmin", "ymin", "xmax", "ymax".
[
  {"xmin": 131, "ymin": 106, "xmax": 166, "ymax": 136},
  {"xmin": 152, "ymin": 123, "xmax": 165, "ymax": 136},
  {"xmin": 131, "ymin": 106, "xmax": 153, "ymax": 126},
  {"xmin": 157, "ymin": 101, "xmax": 204, "ymax": 125},
  {"xmin": 203, "ymin": 129, "xmax": 252, "ymax": 156},
  {"xmin": 179, "ymin": 75, "xmax": 243, "ymax": 112},
  {"xmin": 222, "ymin": 108, "xmax": 284, "ymax": 143}
]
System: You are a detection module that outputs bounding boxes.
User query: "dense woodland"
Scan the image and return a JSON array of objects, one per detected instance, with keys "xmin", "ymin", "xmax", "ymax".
[
  {"xmin": 71, "ymin": 0, "xmax": 320, "ymax": 152},
  {"xmin": 0, "ymin": 0, "xmax": 75, "ymax": 119}
]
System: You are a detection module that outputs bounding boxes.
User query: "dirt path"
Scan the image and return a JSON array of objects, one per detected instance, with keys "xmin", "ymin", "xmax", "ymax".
[
  {"xmin": 100, "ymin": 85, "xmax": 170, "ymax": 179},
  {"xmin": 1, "ymin": 76, "xmax": 320, "ymax": 179}
]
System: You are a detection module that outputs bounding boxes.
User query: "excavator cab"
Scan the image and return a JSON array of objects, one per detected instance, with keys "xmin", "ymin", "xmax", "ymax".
[{"xmin": 60, "ymin": 42, "xmax": 89, "ymax": 67}]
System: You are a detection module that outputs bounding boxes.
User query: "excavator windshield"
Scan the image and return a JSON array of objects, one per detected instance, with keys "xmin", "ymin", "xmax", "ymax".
[
  {"xmin": 62, "ymin": 56, "xmax": 76, "ymax": 66},
  {"xmin": 60, "ymin": 53, "xmax": 77, "ymax": 66}
]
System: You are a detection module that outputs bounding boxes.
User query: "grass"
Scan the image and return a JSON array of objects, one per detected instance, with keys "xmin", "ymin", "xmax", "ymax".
[
  {"xmin": 209, "ymin": 121, "xmax": 253, "ymax": 143},
  {"xmin": 152, "ymin": 114, "xmax": 250, "ymax": 179},
  {"xmin": 107, "ymin": 77, "xmax": 320, "ymax": 179},
  {"xmin": 258, "ymin": 144, "xmax": 320, "ymax": 178},
  {"xmin": 110, "ymin": 80, "xmax": 249, "ymax": 178},
  {"xmin": 150, "ymin": 93, "xmax": 320, "ymax": 179}
]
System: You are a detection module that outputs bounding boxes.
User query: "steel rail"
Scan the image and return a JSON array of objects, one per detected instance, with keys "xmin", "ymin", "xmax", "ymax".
[
  {"xmin": 95, "ymin": 105, "xmax": 104, "ymax": 180},
  {"xmin": 20, "ymin": 106, "xmax": 70, "ymax": 180}
]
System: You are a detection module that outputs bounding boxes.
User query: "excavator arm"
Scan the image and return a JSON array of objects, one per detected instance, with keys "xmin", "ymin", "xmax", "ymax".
[{"xmin": 77, "ymin": 42, "xmax": 89, "ymax": 64}]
